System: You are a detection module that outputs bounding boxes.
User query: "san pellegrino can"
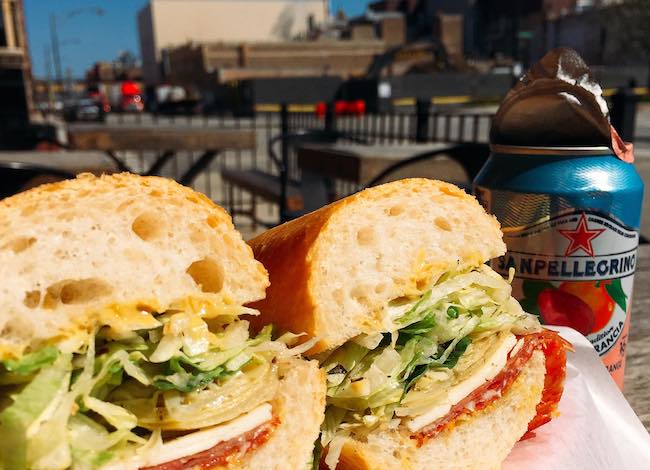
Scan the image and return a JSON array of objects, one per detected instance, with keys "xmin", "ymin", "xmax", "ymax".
[{"xmin": 474, "ymin": 145, "xmax": 644, "ymax": 389}]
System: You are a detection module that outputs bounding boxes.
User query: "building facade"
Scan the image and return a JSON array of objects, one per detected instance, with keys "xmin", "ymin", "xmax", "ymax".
[
  {"xmin": 166, "ymin": 39, "xmax": 387, "ymax": 87},
  {"xmin": 137, "ymin": 0, "xmax": 328, "ymax": 85},
  {"xmin": 0, "ymin": 0, "xmax": 33, "ymax": 125}
]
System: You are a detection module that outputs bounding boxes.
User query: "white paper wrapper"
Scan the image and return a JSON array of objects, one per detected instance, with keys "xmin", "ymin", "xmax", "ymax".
[{"xmin": 504, "ymin": 326, "xmax": 650, "ymax": 469}]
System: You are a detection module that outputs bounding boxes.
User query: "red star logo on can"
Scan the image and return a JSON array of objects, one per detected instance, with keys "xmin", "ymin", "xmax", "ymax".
[{"xmin": 558, "ymin": 213, "xmax": 605, "ymax": 257}]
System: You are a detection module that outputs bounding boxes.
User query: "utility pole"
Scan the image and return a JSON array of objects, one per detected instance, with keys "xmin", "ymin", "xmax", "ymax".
[
  {"xmin": 49, "ymin": 14, "xmax": 63, "ymax": 91},
  {"xmin": 49, "ymin": 7, "xmax": 104, "ymax": 99},
  {"xmin": 44, "ymin": 44, "xmax": 54, "ymax": 108}
]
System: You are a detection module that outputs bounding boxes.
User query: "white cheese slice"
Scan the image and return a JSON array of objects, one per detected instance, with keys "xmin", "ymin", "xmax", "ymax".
[
  {"xmin": 510, "ymin": 338, "xmax": 525, "ymax": 358},
  {"xmin": 103, "ymin": 403, "xmax": 272, "ymax": 470},
  {"xmin": 143, "ymin": 403, "xmax": 272, "ymax": 466},
  {"xmin": 405, "ymin": 333, "xmax": 517, "ymax": 432}
]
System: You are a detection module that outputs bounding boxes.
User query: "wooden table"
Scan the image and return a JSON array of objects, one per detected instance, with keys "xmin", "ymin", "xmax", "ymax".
[
  {"xmin": 0, "ymin": 151, "xmax": 118, "ymax": 176},
  {"xmin": 624, "ymin": 243, "xmax": 650, "ymax": 430},
  {"xmin": 298, "ymin": 143, "xmax": 452, "ymax": 183},
  {"xmin": 68, "ymin": 125, "xmax": 256, "ymax": 185},
  {"xmin": 296, "ymin": 142, "xmax": 489, "ymax": 212}
]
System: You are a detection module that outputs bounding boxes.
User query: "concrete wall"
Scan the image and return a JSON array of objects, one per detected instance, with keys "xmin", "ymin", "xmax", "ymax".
[
  {"xmin": 166, "ymin": 40, "xmax": 387, "ymax": 86},
  {"xmin": 138, "ymin": 0, "xmax": 328, "ymax": 85},
  {"xmin": 204, "ymin": 40, "xmax": 385, "ymax": 71}
]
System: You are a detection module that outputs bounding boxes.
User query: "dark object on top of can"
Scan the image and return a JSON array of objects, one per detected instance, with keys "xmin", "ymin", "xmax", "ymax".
[{"xmin": 490, "ymin": 47, "xmax": 611, "ymax": 148}]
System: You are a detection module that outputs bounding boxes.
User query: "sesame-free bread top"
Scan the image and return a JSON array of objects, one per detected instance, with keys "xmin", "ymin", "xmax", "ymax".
[
  {"xmin": 0, "ymin": 173, "xmax": 269, "ymax": 359},
  {"xmin": 249, "ymin": 178, "xmax": 505, "ymax": 354}
]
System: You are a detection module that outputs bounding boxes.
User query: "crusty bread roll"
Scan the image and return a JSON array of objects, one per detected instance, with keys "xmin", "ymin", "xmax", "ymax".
[
  {"xmin": 248, "ymin": 179, "xmax": 561, "ymax": 470},
  {"xmin": 0, "ymin": 173, "xmax": 268, "ymax": 358},
  {"xmin": 336, "ymin": 351, "xmax": 545, "ymax": 470},
  {"xmin": 249, "ymin": 178, "xmax": 505, "ymax": 353},
  {"xmin": 241, "ymin": 357, "xmax": 326, "ymax": 470}
]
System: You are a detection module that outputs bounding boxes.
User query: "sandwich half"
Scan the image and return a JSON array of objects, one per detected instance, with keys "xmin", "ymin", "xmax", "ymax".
[
  {"xmin": 249, "ymin": 178, "xmax": 569, "ymax": 470},
  {"xmin": 0, "ymin": 173, "xmax": 325, "ymax": 470}
]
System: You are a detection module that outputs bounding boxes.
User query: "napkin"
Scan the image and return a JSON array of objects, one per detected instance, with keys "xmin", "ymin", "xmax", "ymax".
[{"xmin": 504, "ymin": 327, "xmax": 650, "ymax": 469}]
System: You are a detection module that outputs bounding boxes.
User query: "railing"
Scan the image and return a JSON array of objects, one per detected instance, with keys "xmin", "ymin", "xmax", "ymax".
[
  {"xmin": 331, "ymin": 108, "xmax": 492, "ymax": 145},
  {"xmin": 281, "ymin": 100, "xmax": 492, "ymax": 201},
  {"xmin": 96, "ymin": 102, "xmax": 493, "ymax": 224}
]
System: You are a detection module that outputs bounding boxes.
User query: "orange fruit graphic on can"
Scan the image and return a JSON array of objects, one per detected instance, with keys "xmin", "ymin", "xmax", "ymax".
[{"xmin": 490, "ymin": 211, "xmax": 637, "ymax": 390}]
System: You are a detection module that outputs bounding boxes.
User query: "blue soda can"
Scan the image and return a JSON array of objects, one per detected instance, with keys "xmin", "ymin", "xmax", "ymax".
[{"xmin": 474, "ymin": 144, "xmax": 644, "ymax": 389}]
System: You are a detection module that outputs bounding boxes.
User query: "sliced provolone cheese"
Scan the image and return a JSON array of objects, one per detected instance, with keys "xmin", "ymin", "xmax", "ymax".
[
  {"xmin": 405, "ymin": 333, "xmax": 517, "ymax": 432},
  {"xmin": 103, "ymin": 403, "xmax": 272, "ymax": 470},
  {"xmin": 145, "ymin": 403, "xmax": 272, "ymax": 466}
]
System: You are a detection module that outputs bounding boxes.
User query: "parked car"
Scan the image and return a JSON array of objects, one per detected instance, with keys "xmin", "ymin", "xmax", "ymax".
[
  {"xmin": 63, "ymin": 97, "xmax": 106, "ymax": 122},
  {"xmin": 88, "ymin": 87, "xmax": 111, "ymax": 114}
]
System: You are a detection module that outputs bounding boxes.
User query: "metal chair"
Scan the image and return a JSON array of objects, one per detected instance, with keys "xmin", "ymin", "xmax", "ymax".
[{"xmin": 222, "ymin": 129, "xmax": 368, "ymax": 227}]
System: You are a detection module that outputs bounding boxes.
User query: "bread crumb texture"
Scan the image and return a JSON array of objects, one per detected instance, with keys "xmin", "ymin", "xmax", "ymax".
[
  {"xmin": 310, "ymin": 178, "xmax": 505, "ymax": 349},
  {"xmin": 0, "ymin": 173, "xmax": 268, "ymax": 359}
]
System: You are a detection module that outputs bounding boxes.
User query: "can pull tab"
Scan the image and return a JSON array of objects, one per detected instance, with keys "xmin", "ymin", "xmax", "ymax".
[{"xmin": 611, "ymin": 125, "xmax": 634, "ymax": 163}]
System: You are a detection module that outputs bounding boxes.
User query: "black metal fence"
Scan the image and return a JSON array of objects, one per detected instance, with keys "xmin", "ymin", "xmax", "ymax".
[
  {"xmin": 278, "ymin": 100, "xmax": 492, "ymax": 207},
  {"xmin": 330, "ymin": 103, "xmax": 492, "ymax": 145}
]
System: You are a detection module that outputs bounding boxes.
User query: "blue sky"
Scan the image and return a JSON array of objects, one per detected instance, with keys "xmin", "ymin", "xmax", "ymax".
[{"xmin": 24, "ymin": 0, "xmax": 371, "ymax": 79}]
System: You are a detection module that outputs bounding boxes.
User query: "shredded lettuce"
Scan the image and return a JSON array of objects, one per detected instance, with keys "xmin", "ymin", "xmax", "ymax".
[
  {"xmin": 320, "ymin": 265, "xmax": 541, "ymax": 467},
  {"xmin": 152, "ymin": 357, "xmax": 229, "ymax": 393},
  {"xmin": 84, "ymin": 396, "xmax": 138, "ymax": 430},
  {"xmin": 0, "ymin": 354, "xmax": 72, "ymax": 470},
  {"xmin": 0, "ymin": 302, "xmax": 305, "ymax": 470},
  {"xmin": 1, "ymin": 346, "xmax": 60, "ymax": 375},
  {"xmin": 310, "ymin": 437, "xmax": 323, "ymax": 470},
  {"xmin": 403, "ymin": 336, "xmax": 473, "ymax": 392},
  {"xmin": 68, "ymin": 413, "xmax": 146, "ymax": 470}
]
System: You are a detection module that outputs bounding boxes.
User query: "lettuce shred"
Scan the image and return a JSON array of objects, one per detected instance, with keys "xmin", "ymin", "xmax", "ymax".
[
  {"xmin": 1, "ymin": 346, "xmax": 60, "ymax": 376},
  {"xmin": 320, "ymin": 265, "xmax": 541, "ymax": 464},
  {"xmin": 0, "ymin": 306, "xmax": 309, "ymax": 470}
]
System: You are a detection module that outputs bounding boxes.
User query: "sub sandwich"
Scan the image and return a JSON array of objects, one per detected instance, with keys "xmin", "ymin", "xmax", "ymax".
[
  {"xmin": 0, "ymin": 174, "xmax": 325, "ymax": 470},
  {"xmin": 249, "ymin": 178, "xmax": 569, "ymax": 470}
]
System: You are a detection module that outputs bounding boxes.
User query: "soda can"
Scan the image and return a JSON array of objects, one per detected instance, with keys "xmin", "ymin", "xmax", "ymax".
[{"xmin": 474, "ymin": 144, "xmax": 644, "ymax": 389}]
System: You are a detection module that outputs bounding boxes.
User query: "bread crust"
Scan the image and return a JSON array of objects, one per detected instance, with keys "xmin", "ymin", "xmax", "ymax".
[
  {"xmin": 239, "ymin": 357, "xmax": 326, "ymax": 470},
  {"xmin": 335, "ymin": 350, "xmax": 546, "ymax": 470},
  {"xmin": 248, "ymin": 178, "xmax": 504, "ymax": 353},
  {"xmin": 0, "ymin": 173, "xmax": 268, "ymax": 358},
  {"xmin": 247, "ymin": 191, "xmax": 334, "ymax": 351}
]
